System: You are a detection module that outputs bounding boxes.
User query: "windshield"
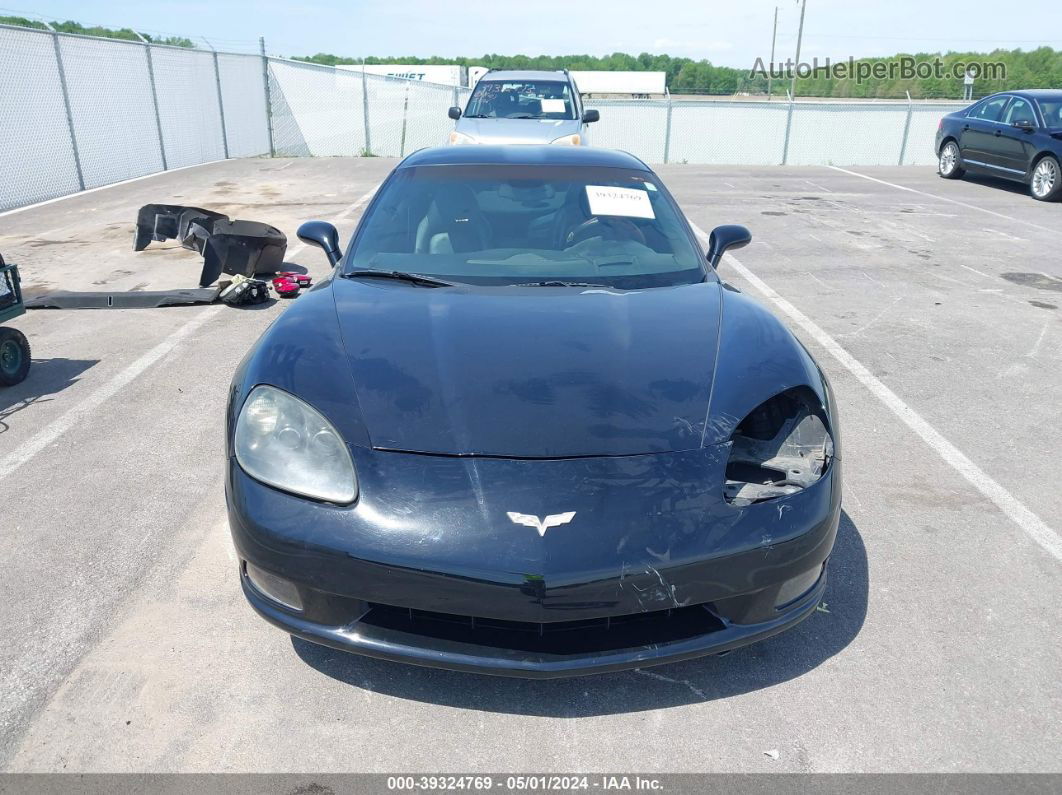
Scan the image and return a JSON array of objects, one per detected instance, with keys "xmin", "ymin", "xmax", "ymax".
[
  {"xmin": 348, "ymin": 165, "xmax": 705, "ymax": 289},
  {"xmin": 465, "ymin": 80, "xmax": 576, "ymax": 120}
]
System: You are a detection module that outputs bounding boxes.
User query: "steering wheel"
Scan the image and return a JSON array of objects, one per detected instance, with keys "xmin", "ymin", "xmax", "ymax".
[{"xmin": 565, "ymin": 217, "xmax": 646, "ymax": 247}]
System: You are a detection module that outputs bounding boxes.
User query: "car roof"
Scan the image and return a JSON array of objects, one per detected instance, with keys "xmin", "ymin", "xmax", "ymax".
[
  {"xmin": 476, "ymin": 70, "xmax": 571, "ymax": 83},
  {"xmin": 398, "ymin": 145, "xmax": 652, "ymax": 171},
  {"xmin": 988, "ymin": 89, "xmax": 1062, "ymax": 102}
]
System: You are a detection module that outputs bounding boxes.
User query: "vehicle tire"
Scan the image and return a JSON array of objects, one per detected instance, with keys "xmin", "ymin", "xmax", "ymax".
[
  {"xmin": 938, "ymin": 141, "xmax": 965, "ymax": 179},
  {"xmin": 0, "ymin": 326, "xmax": 31, "ymax": 387},
  {"xmin": 1029, "ymin": 155, "xmax": 1061, "ymax": 202}
]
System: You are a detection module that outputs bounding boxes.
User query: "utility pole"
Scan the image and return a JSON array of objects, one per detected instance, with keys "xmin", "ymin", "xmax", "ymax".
[
  {"xmin": 789, "ymin": 0, "xmax": 807, "ymax": 101},
  {"xmin": 767, "ymin": 6, "xmax": 778, "ymax": 101}
]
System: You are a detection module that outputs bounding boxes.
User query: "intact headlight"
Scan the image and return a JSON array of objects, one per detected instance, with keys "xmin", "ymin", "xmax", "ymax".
[
  {"xmin": 448, "ymin": 130, "xmax": 477, "ymax": 145},
  {"xmin": 723, "ymin": 388, "xmax": 834, "ymax": 507},
  {"xmin": 235, "ymin": 385, "xmax": 358, "ymax": 504},
  {"xmin": 550, "ymin": 133, "xmax": 581, "ymax": 146}
]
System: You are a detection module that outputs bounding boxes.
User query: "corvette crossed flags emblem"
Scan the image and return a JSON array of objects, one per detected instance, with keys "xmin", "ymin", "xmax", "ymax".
[{"xmin": 506, "ymin": 511, "xmax": 576, "ymax": 537}]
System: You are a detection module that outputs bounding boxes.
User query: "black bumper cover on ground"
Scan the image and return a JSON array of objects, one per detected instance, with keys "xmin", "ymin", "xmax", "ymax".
[{"xmin": 134, "ymin": 204, "xmax": 286, "ymax": 286}]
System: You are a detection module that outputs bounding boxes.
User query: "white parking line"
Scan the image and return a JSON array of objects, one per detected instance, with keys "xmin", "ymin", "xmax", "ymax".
[
  {"xmin": 803, "ymin": 270, "xmax": 828, "ymax": 288},
  {"xmin": 690, "ymin": 221, "xmax": 1062, "ymax": 564},
  {"xmin": 0, "ymin": 183, "xmax": 380, "ymax": 483},
  {"xmin": 0, "ymin": 159, "xmax": 227, "ymax": 218},
  {"xmin": 0, "ymin": 307, "xmax": 220, "ymax": 482},
  {"xmin": 825, "ymin": 166, "xmax": 1057, "ymax": 236},
  {"xmin": 958, "ymin": 263, "xmax": 993, "ymax": 279},
  {"xmin": 982, "ymin": 228, "xmax": 1025, "ymax": 242},
  {"xmin": 1026, "ymin": 319, "xmax": 1051, "ymax": 360}
]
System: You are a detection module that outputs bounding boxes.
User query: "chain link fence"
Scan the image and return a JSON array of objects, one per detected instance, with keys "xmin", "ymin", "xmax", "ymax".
[{"xmin": 0, "ymin": 22, "xmax": 968, "ymax": 212}]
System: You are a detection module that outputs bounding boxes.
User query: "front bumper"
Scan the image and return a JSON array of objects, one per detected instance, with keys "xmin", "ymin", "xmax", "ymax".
[
  {"xmin": 228, "ymin": 445, "xmax": 840, "ymax": 678},
  {"xmin": 241, "ymin": 563, "xmax": 827, "ymax": 678}
]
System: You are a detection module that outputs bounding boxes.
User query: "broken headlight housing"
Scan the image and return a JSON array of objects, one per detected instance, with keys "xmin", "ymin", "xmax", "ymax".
[
  {"xmin": 723, "ymin": 388, "xmax": 834, "ymax": 507},
  {"xmin": 235, "ymin": 385, "xmax": 358, "ymax": 504}
]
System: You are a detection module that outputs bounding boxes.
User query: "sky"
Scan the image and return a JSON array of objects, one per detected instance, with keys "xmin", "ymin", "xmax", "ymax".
[{"xmin": 8, "ymin": 0, "xmax": 1062, "ymax": 66}]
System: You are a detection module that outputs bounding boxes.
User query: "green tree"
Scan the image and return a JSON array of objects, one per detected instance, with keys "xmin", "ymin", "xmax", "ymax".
[{"xmin": 0, "ymin": 15, "xmax": 194, "ymax": 47}]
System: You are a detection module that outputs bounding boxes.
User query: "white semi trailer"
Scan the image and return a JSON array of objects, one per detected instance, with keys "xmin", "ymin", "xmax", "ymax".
[
  {"xmin": 570, "ymin": 71, "xmax": 666, "ymax": 96},
  {"xmin": 336, "ymin": 64, "xmax": 467, "ymax": 87},
  {"xmin": 335, "ymin": 65, "xmax": 665, "ymax": 94},
  {"xmin": 466, "ymin": 69, "xmax": 666, "ymax": 95}
]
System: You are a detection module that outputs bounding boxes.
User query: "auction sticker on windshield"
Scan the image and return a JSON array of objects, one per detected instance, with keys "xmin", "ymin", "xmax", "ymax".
[{"xmin": 585, "ymin": 186, "xmax": 655, "ymax": 219}]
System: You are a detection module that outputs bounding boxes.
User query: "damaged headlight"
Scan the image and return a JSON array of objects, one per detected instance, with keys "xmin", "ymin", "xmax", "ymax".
[
  {"xmin": 723, "ymin": 388, "xmax": 834, "ymax": 507},
  {"xmin": 235, "ymin": 385, "xmax": 358, "ymax": 504}
]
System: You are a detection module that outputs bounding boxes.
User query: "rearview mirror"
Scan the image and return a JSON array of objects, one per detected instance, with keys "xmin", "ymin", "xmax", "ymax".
[
  {"xmin": 448, "ymin": 106, "xmax": 462, "ymax": 120},
  {"xmin": 297, "ymin": 220, "xmax": 342, "ymax": 267},
  {"xmin": 581, "ymin": 109, "xmax": 600, "ymax": 124},
  {"xmin": 706, "ymin": 224, "xmax": 752, "ymax": 267}
]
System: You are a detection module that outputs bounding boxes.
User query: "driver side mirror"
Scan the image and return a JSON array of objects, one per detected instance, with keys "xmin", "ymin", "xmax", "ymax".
[
  {"xmin": 581, "ymin": 109, "xmax": 600, "ymax": 124},
  {"xmin": 706, "ymin": 224, "xmax": 752, "ymax": 267},
  {"xmin": 448, "ymin": 106, "xmax": 462, "ymax": 120},
  {"xmin": 297, "ymin": 220, "xmax": 342, "ymax": 267},
  {"xmin": 1012, "ymin": 119, "xmax": 1035, "ymax": 131}
]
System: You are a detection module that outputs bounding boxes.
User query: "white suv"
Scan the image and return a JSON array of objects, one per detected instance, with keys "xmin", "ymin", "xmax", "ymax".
[{"xmin": 448, "ymin": 70, "xmax": 599, "ymax": 146}]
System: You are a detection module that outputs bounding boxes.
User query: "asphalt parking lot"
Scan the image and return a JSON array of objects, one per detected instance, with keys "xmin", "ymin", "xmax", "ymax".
[{"xmin": 0, "ymin": 157, "xmax": 1059, "ymax": 773}]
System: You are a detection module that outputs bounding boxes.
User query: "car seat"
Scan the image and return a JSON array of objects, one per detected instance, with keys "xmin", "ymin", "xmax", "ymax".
[{"xmin": 415, "ymin": 184, "xmax": 491, "ymax": 254}]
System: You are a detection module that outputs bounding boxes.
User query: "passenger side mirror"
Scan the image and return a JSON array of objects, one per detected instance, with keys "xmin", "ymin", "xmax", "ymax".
[
  {"xmin": 448, "ymin": 106, "xmax": 462, "ymax": 120},
  {"xmin": 1012, "ymin": 119, "xmax": 1035, "ymax": 131},
  {"xmin": 581, "ymin": 109, "xmax": 600, "ymax": 124},
  {"xmin": 296, "ymin": 221, "xmax": 342, "ymax": 267},
  {"xmin": 706, "ymin": 224, "xmax": 752, "ymax": 268}
]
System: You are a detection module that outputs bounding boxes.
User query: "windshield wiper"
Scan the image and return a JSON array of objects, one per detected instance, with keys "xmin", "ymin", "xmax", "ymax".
[
  {"xmin": 343, "ymin": 270, "xmax": 454, "ymax": 287},
  {"xmin": 463, "ymin": 114, "xmax": 490, "ymax": 118}
]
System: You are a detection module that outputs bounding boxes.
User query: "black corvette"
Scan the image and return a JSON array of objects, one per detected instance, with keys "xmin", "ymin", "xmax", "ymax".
[
  {"xmin": 225, "ymin": 146, "xmax": 841, "ymax": 678},
  {"xmin": 936, "ymin": 89, "xmax": 1062, "ymax": 201}
]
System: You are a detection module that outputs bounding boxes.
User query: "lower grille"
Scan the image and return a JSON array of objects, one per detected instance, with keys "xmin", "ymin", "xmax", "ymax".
[{"xmin": 361, "ymin": 603, "xmax": 726, "ymax": 655}]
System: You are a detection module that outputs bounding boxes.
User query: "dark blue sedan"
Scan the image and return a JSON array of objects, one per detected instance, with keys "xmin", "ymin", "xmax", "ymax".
[
  {"xmin": 936, "ymin": 89, "xmax": 1062, "ymax": 201},
  {"xmin": 225, "ymin": 146, "xmax": 841, "ymax": 678}
]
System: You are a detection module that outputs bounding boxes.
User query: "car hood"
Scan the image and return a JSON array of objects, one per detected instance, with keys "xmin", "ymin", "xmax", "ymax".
[
  {"xmin": 456, "ymin": 117, "xmax": 581, "ymax": 144},
  {"xmin": 332, "ymin": 279, "xmax": 721, "ymax": 457}
]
